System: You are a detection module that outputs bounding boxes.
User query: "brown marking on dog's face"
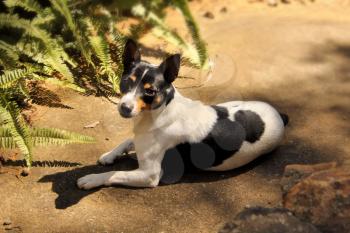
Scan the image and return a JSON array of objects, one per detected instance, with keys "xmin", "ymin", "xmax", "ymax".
[
  {"xmin": 130, "ymin": 75, "xmax": 137, "ymax": 82},
  {"xmin": 136, "ymin": 97, "xmax": 151, "ymax": 112},
  {"xmin": 143, "ymin": 83, "xmax": 152, "ymax": 89}
]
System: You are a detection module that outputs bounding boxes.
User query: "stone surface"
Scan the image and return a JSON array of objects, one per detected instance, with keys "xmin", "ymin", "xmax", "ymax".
[
  {"xmin": 284, "ymin": 168, "xmax": 350, "ymax": 233},
  {"xmin": 220, "ymin": 7, "xmax": 228, "ymax": 13},
  {"xmin": 281, "ymin": 162, "xmax": 337, "ymax": 196},
  {"xmin": 218, "ymin": 207, "xmax": 321, "ymax": 233},
  {"xmin": 3, "ymin": 219, "xmax": 12, "ymax": 225},
  {"xmin": 203, "ymin": 11, "xmax": 215, "ymax": 19}
]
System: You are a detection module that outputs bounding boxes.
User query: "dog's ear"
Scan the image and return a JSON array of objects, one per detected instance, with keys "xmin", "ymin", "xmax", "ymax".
[
  {"xmin": 123, "ymin": 39, "xmax": 141, "ymax": 73},
  {"xmin": 159, "ymin": 54, "xmax": 181, "ymax": 83}
]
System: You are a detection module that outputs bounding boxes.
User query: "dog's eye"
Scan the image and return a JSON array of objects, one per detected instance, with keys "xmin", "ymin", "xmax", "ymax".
[{"xmin": 144, "ymin": 88, "xmax": 156, "ymax": 96}]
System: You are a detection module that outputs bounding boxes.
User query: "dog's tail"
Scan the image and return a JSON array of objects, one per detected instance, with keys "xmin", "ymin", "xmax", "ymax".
[{"xmin": 279, "ymin": 113, "xmax": 289, "ymax": 126}]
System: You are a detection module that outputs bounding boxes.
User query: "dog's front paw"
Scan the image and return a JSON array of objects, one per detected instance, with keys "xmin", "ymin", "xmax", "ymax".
[
  {"xmin": 98, "ymin": 151, "xmax": 119, "ymax": 165},
  {"xmin": 77, "ymin": 174, "xmax": 107, "ymax": 190}
]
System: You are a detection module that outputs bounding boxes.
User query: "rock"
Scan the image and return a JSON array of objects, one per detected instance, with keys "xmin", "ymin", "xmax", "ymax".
[
  {"xmin": 21, "ymin": 168, "xmax": 30, "ymax": 176},
  {"xmin": 281, "ymin": 162, "xmax": 337, "ymax": 196},
  {"xmin": 218, "ymin": 207, "xmax": 321, "ymax": 233},
  {"xmin": 84, "ymin": 121, "xmax": 100, "ymax": 129},
  {"xmin": 220, "ymin": 7, "xmax": 228, "ymax": 13},
  {"xmin": 203, "ymin": 11, "xmax": 214, "ymax": 19},
  {"xmin": 283, "ymin": 168, "xmax": 350, "ymax": 233},
  {"xmin": 267, "ymin": 0, "xmax": 278, "ymax": 6},
  {"xmin": 3, "ymin": 218, "xmax": 12, "ymax": 225}
]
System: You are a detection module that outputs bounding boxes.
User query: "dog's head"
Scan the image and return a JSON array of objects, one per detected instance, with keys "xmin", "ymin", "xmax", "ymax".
[{"xmin": 118, "ymin": 39, "xmax": 180, "ymax": 118}]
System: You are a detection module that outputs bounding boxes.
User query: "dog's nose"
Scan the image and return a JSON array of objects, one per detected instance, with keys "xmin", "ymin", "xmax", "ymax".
[{"xmin": 120, "ymin": 103, "xmax": 133, "ymax": 117}]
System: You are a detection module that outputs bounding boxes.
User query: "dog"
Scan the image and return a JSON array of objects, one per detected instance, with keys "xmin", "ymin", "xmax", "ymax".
[{"xmin": 77, "ymin": 39, "xmax": 289, "ymax": 189}]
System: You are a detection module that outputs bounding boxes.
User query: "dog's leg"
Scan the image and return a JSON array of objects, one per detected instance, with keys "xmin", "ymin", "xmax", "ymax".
[
  {"xmin": 98, "ymin": 138, "xmax": 134, "ymax": 165},
  {"xmin": 77, "ymin": 158, "xmax": 162, "ymax": 189}
]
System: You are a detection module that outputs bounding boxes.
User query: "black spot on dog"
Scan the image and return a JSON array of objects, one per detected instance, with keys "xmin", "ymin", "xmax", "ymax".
[
  {"xmin": 203, "ymin": 118, "xmax": 246, "ymax": 166},
  {"xmin": 161, "ymin": 148, "xmax": 185, "ymax": 184},
  {"xmin": 120, "ymin": 65, "xmax": 148, "ymax": 94},
  {"xmin": 235, "ymin": 110, "xmax": 265, "ymax": 143},
  {"xmin": 211, "ymin": 105, "xmax": 229, "ymax": 119},
  {"xmin": 163, "ymin": 117, "xmax": 246, "ymax": 171},
  {"xmin": 190, "ymin": 143, "xmax": 216, "ymax": 169}
]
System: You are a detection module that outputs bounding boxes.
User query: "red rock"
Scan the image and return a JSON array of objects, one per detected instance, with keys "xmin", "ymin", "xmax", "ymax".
[
  {"xmin": 283, "ymin": 167, "xmax": 350, "ymax": 233},
  {"xmin": 281, "ymin": 162, "xmax": 337, "ymax": 196}
]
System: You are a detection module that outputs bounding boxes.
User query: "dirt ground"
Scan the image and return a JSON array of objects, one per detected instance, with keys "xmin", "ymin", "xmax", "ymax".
[{"xmin": 1, "ymin": 1, "xmax": 350, "ymax": 233}]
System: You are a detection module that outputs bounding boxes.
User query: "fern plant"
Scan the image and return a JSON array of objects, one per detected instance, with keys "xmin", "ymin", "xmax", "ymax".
[
  {"xmin": 0, "ymin": 68, "xmax": 94, "ymax": 167},
  {"xmin": 0, "ymin": 0, "xmax": 125, "ymax": 96},
  {"xmin": 71, "ymin": 0, "xmax": 209, "ymax": 69},
  {"xmin": 0, "ymin": 1, "xmax": 123, "ymax": 166}
]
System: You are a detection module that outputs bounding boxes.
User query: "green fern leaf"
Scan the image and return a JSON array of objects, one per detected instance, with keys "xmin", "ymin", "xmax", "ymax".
[
  {"xmin": 4, "ymin": 0, "xmax": 43, "ymax": 14},
  {"xmin": 173, "ymin": 0, "xmax": 209, "ymax": 68},
  {"xmin": 0, "ymin": 68, "xmax": 31, "ymax": 88},
  {"xmin": 0, "ymin": 41, "xmax": 19, "ymax": 68},
  {"xmin": 89, "ymin": 35, "xmax": 113, "ymax": 73},
  {"xmin": 32, "ymin": 74, "xmax": 86, "ymax": 93},
  {"xmin": 50, "ymin": 0, "xmax": 92, "ymax": 64},
  {"xmin": 0, "ymin": 98, "xmax": 32, "ymax": 167},
  {"xmin": 0, "ymin": 126, "xmax": 95, "ymax": 154},
  {"xmin": 31, "ymin": 127, "xmax": 95, "ymax": 146},
  {"xmin": 0, "ymin": 127, "xmax": 16, "ymax": 149},
  {"xmin": 0, "ymin": 14, "xmax": 75, "ymax": 80}
]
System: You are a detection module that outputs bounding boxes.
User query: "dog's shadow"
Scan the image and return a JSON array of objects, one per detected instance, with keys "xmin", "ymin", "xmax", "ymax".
[
  {"xmin": 38, "ymin": 157, "xmax": 140, "ymax": 209},
  {"xmin": 38, "ymin": 153, "xmax": 272, "ymax": 210}
]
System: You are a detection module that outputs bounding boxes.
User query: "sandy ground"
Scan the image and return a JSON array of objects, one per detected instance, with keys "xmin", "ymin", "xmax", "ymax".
[{"xmin": 1, "ymin": 1, "xmax": 350, "ymax": 232}]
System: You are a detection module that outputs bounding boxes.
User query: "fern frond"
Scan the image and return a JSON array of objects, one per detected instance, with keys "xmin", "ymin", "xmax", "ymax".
[
  {"xmin": 31, "ymin": 13, "xmax": 55, "ymax": 26},
  {"xmin": 130, "ymin": 2, "xmax": 208, "ymax": 69},
  {"xmin": 132, "ymin": 4, "xmax": 187, "ymax": 47},
  {"xmin": 0, "ymin": 14, "xmax": 75, "ymax": 80},
  {"xmin": 50, "ymin": 0, "xmax": 92, "ymax": 63},
  {"xmin": 131, "ymin": 4, "xmax": 199, "ymax": 67},
  {"xmin": 89, "ymin": 34, "xmax": 113, "ymax": 74},
  {"xmin": 0, "ymin": 127, "xmax": 16, "ymax": 149},
  {"xmin": 0, "ymin": 98, "xmax": 32, "ymax": 167},
  {"xmin": 173, "ymin": 0, "xmax": 209, "ymax": 68},
  {"xmin": 32, "ymin": 74, "xmax": 86, "ymax": 93},
  {"xmin": 31, "ymin": 127, "xmax": 95, "ymax": 146},
  {"xmin": 0, "ymin": 126, "xmax": 95, "ymax": 151},
  {"xmin": 4, "ymin": 0, "xmax": 43, "ymax": 14},
  {"xmin": 0, "ymin": 40, "xmax": 19, "ymax": 68},
  {"xmin": 0, "ymin": 13, "xmax": 31, "ymax": 29},
  {"xmin": 0, "ymin": 68, "xmax": 31, "ymax": 88}
]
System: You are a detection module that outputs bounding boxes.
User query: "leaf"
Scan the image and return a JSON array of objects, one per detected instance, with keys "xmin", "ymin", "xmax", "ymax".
[
  {"xmin": 0, "ymin": 127, "xmax": 16, "ymax": 149},
  {"xmin": 31, "ymin": 127, "xmax": 95, "ymax": 146},
  {"xmin": 4, "ymin": 0, "xmax": 43, "ymax": 14},
  {"xmin": 173, "ymin": 0, "xmax": 209, "ymax": 68},
  {"xmin": 0, "ymin": 98, "xmax": 32, "ymax": 167},
  {"xmin": 0, "ymin": 68, "xmax": 31, "ymax": 88}
]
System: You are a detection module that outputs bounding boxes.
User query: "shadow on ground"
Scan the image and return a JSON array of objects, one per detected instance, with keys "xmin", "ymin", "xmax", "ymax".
[
  {"xmin": 37, "ymin": 157, "xmax": 138, "ymax": 209},
  {"xmin": 37, "ymin": 131, "xmax": 341, "ymax": 210}
]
